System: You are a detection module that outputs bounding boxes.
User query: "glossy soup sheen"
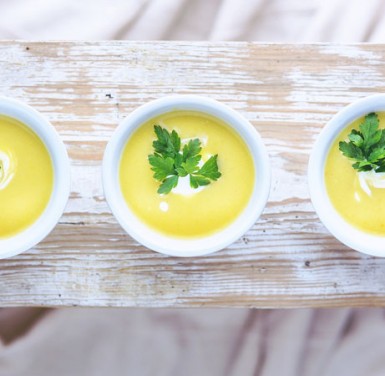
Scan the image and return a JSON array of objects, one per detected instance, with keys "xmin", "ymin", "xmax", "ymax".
[
  {"xmin": 0, "ymin": 115, "xmax": 53, "ymax": 238},
  {"xmin": 325, "ymin": 112, "xmax": 385, "ymax": 235},
  {"xmin": 119, "ymin": 111, "xmax": 255, "ymax": 238}
]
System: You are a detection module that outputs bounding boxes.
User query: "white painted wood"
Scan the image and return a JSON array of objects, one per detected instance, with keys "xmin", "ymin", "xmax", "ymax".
[{"xmin": 1, "ymin": 41, "xmax": 385, "ymax": 307}]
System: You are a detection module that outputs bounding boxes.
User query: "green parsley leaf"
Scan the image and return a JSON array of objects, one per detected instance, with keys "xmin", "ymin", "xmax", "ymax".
[
  {"xmin": 197, "ymin": 155, "xmax": 221, "ymax": 180},
  {"xmin": 148, "ymin": 125, "xmax": 221, "ymax": 194},
  {"xmin": 182, "ymin": 139, "xmax": 201, "ymax": 160},
  {"xmin": 187, "ymin": 155, "xmax": 221, "ymax": 188},
  {"xmin": 152, "ymin": 125, "xmax": 181, "ymax": 158},
  {"xmin": 339, "ymin": 141, "xmax": 364, "ymax": 161},
  {"xmin": 175, "ymin": 166, "xmax": 188, "ymax": 177},
  {"xmin": 368, "ymin": 147, "xmax": 385, "ymax": 162},
  {"xmin": 339, "ymin": 112, "xmax": 385, "ymax": 172},
  {"xmin": 375, "ymin": 163, "xmax": 385, "ymax": 173},
  {"xmin": 181, "ymin": 155, "xmax": 201, "ymax": 174},
  {"xmin": 360, "ymin": 113, "xmax": 380, "ymax": 151},
  {"xmin": 158, "ymin": 175, "xmax": 179, "ymax": 194},
  {"xmin": 348, "ymin": 130, "xmax": 363, "ymax": 147},
  {"xmin": 148, "ymin": 155, "xmax": 175, "ymax": 181},
  {"xmin": 190, "ymin": 175, "xmax": 210, "ymax": 189}
]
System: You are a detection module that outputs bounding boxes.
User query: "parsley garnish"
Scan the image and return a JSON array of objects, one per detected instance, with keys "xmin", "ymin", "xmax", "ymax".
[
  {"xmin": 148, "ymin": 125, "xmax": 221, "ymax": 194},
  {"xmin": 339, "ymin": 113, "xmax": 385, "ymax": 172}
]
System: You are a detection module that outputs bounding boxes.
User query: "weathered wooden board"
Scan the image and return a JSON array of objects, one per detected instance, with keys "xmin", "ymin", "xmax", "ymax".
[{"xmin": 1, "ymin": 41, "xmax": 385, "ymax": 308}]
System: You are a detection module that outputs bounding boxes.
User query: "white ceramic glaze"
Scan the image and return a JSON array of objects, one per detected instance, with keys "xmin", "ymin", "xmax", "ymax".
[
  {"xmin": 103, "ymin": 95, "xmax": 270, "ymax": 257},
  {"xmin": 0, "ymin": 97, "xmax": 70, "ymax": 258},
  {"xmin": 308, "ymin": 94, "xmax": 385, "ymax": 257}
]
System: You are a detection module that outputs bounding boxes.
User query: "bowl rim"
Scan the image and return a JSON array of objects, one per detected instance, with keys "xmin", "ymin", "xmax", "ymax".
[
  {"xmin": 0, "ymin": 96, "xmax": 70, "ymax": 259},
  {"xmin": 102, "ymin": 95, "xmax": 271, "ymax": 257},
  {"xmin": 308, "ymin": 93, "xmax": 385, "ymax": 257}
]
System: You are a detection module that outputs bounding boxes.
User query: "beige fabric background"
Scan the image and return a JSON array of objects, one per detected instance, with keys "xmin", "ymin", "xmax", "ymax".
[{"xmin": 1, "ymin": 0, "xmax": 385, "ymax": 375}]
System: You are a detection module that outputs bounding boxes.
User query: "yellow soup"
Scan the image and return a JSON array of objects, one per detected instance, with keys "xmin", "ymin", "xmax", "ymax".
[
  {"xmin": 0, "ymin": 115, "xmax": 53, "ymax": 238},
  {"xmin": 325, "ymin": 112, "xmax": 385, "ymax": 235},
  {"xmin": 119, "ymin": 111, "xmax": 255, "ymax": 238}
]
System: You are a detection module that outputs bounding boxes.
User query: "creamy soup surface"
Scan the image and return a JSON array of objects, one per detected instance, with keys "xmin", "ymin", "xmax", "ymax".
[
  {"xmin": 0, "ymin": 115, "xmax": 53, "ymax": 238},
  {"xmin": 325, "ymin": 112, "xmax": 385, "ymax": 235},
  {"xmin": 119, "ymin": 111, "xmax": 255, "ymax": 238}
]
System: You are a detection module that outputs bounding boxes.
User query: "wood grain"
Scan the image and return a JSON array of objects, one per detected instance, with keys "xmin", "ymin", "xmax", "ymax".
[{"xmin": 1, "ymin": 41, "xmax": 385, "ymax": 308}]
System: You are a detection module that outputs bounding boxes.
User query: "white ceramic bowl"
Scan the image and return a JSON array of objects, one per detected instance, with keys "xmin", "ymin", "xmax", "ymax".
[
  {"xmin": 0, "ymin": 97, "xmax": 70, "ymax": 259},
  {"xmin": 308, "ymin": 94, "xmax": 385, "ymax": 257},
  {"xmin": 103, "ymin": 95, "xmax": 270, "ymax": 257}
]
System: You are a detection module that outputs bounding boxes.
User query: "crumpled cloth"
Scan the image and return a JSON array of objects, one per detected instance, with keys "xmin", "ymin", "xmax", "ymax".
[
  {"xmin": 1, "ymin": 0, "xmax": 385, "ymax": 375},
  {"xmin": 0, "ymin": 0, "xmax": 384, "ymax": 42},
  {"xmin": 1, "ymin": 308, "xmax": 385, "ymax": 376}
]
